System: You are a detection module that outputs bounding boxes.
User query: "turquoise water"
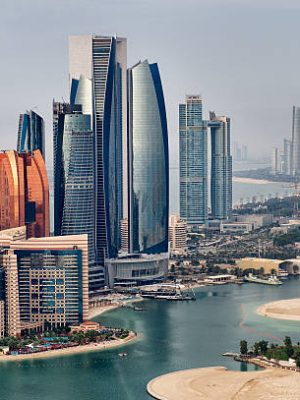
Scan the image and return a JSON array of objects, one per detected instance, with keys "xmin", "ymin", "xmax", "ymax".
[{"xmin": 0, "ymin": 279, "xmax": 299, "ymax": 399}]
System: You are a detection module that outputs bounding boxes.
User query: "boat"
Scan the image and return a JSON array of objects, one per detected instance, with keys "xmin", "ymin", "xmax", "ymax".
[
  {"xmin": 244, "ymin": 273, "xmax": 282, "ymax": 285},
  {"xmin": 118, "ymin": 352, "xmax": 127, "ymax": 358}
]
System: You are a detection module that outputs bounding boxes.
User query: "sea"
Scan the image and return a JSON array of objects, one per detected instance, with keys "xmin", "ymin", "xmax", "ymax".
[{"xmin": 0, "ymin": 279, "xmax": 300, "ymax": 400}]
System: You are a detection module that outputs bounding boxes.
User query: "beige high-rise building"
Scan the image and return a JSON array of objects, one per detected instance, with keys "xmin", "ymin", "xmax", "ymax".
[
  {"xmin": 1, "ymin": 250, "xmax": 21, "ymax": 336},
  {"xmin": 120, "ymin": 218, "xmax": 129, "ymax": 253},
  {"xmin": 0, "ymin": 228, "xmax": 89, "ymax": 335},
  {"xmin": 0, "ymin": 300, "xmax": 5, "ymax": 338},
  {"xmin": 169, "ymin": 214, "xmax": 187, "ymax": 254}
]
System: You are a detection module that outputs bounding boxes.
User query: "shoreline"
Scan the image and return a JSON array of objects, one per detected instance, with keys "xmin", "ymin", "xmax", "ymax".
[
  {"xmin": 0, "ymin": 331, "xmax": 137, "ymax": 363},
  {"xmin": 232, "ymin": 176, "xmax": 276, "ymax": 185},
  {"xmin": 256, "ymin": 298, "xmax": 300, "ymax": 321},
  {"xmin": 147, "ymin": 366, "xmax": 300, "ymax": 400},
  {"xmin": 89, "ymin": 296, "xmax": 145, "ymax": 319}
]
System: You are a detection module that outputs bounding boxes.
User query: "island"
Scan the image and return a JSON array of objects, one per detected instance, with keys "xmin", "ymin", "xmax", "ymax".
[
  {"xmin": 256, "ymin": 298, "xmax": 300, "ymax": 321},
  {"xmin": 147, "ymin": 366, "xmax": 300, "ymax": 400}
]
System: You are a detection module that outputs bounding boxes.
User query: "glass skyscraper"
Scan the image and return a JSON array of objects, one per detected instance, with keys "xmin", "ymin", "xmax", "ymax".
[
  {"xmin": 53, "ymin": 103, "xmax": 103, "ymax": 292},
  {"xmin": 53, "ymin": 35, "xmax": 127, "ymax": 293},
  {"xmin": 179, "ymin": 95, "xmax": 208, "ymax": 224},
  {"xmin": 209, "ymin": 111, "xmax": 232, "ymax": 220},
  {"xmin": 17, "ymin": 110, "xmax": 45, "ymax": 157},
  {"xmin": 128, "ymin": 60, "xmax": 169, "ymax": 254}
]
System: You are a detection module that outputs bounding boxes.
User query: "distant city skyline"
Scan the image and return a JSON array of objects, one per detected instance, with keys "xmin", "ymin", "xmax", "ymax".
[{"xmin": 2, "ymin": 0, "xmax": 300, "ymax": 167}]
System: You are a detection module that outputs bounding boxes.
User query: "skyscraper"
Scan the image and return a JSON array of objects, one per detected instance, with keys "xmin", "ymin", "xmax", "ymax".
[
  {"xmin": 292, "ymin": 106, "xmax": 300, "ymax": 176},
  {"xmin": 283, "ymin": 138, "xmax": 292, "ymax": 175},
  {"xmin": 53, "ymin": 102, "xmax": 102, "ymax": 291},
  {"xmin": 209, "ymin": 111, "xmax": 232, "ymax": 220},
  {"xmin": 179, "ymin": 95, "xmax": 208, "ymax": 224},
  {"xmin": 0, "ymin": 150, "xmax": 49, "ymax": 238},
  {"xmin": 67, "ymin": 35, "xmax": 127, "ymax": 285},
  {"xmin": 128, "ymin": 60, "xmax": 169, "ymax": 254},
  {"xmin": 271, "ymin": 147, "xmax": 280, "ymax": 175},
  {"xmin": 17, "ymin": 110, "xmax": 45, "ymax": 157}
]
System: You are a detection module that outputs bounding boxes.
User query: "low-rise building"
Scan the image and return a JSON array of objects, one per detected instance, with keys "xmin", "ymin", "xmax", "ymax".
[
  {"xmin": 234, "ymin": 214, "xmax": 273, "ymax": 228},
  {"xmin": 220, "ymin": 222, "xmax": 253, "ymax": 234},
  {"xmin": 204, "ymin": 274, "xmax": 236, "ymax": 283},
  {"xmin": 70, "ymin": 321, "xmax": 101, "ymax": 333},
  {"xmin": 106, "ymin": 253, "xmax": 169, "ymax": 288}
]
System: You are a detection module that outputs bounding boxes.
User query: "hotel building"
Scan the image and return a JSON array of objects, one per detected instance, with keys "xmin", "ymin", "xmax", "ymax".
[{"xmin": 0, "ymin": 228, "xmax": 88, "ymax": 334}]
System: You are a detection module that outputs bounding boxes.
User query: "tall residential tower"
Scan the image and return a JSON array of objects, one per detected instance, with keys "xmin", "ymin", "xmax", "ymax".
[
  {"xmin": 179, "ymin": 95, "xmax": 208, "ymax": 224},
  {"xmin": 209, "ymin": 111, "xmax": 232, "ymax": 220}
]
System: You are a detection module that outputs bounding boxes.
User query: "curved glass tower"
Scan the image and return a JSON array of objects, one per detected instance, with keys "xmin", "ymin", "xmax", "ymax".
[{"xmin": 128, "ymin": 60, "xmax": 169, "ymax": 254}]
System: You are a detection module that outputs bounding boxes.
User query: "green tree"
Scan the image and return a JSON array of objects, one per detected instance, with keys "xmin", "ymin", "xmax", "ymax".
[
  {"xmin": 284, "ymin": 336, "xmax": 293, "ymax": 358},
  {"xmin": 240, "ymin": 340, "xmax": 248, "ymax": 355},
  {"xmin": 253, "ymin": 342, "xmax": 260, "ymax": 355},
  {"xmin": 259, "ymin": 340, "xmax": 268, "ymax": 354}
]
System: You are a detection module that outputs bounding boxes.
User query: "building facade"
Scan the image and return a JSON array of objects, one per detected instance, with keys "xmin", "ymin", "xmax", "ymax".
[
  {"xmin": 0, "ymin": 229, "xmax": 89, "ymax": 334},
  {"xmin": 54, "ymin": 35, "xmax": 127, "ymax": 293},
  {"xmin": 272, "ymin": 147, "xmax": 280, "ymax": 174},
  {"xmin": 179, "ymin": 95, "xmax": 208, "ymax": 224},
  {"xmin": 68, "ymin": 35, "xmax": 127, "ymax": 267},
  {"xmin": 0, "ymin": 150, "xmax": 49, "ymax": 238},
  {"xmin": 106, "ymin": 253, "xmax": 169, "ymax": 288},
  {"xmin": 283, "ymin": 139, "xmax": 292, "ymax": 175},
  {"xmin": 53, "ymin": 104, "xmax": 101, "ymax": 291},
  {"xmin": 17, "ymin": 110, "xmax": 45, "ymax": 157},
  {"xmin": 128, "ymin": 60, "xmax": 169, "ymax": 254},
  {"xmin": 169, "ymin": 214, "xmax": 187, "ymax": 254},
  {"xmin": 209, "ymin": 111, "xmax": 232, "ymax": 220}
]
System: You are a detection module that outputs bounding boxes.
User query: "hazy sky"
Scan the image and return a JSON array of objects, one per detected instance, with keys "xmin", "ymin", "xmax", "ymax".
[{"xmin": 1, "ymin": 0, "xmax": 300, "ymax": 167}]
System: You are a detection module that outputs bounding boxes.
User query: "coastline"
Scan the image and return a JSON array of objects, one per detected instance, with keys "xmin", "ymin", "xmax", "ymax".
[
  {"xmin": 89, "ymin": 296, "xmax": 145, "ymax": 319},
  {"xmin": 147, "ymin": 366, "xmax": 300, "ymax": 400},
  {"xmin": 0, "ymin": 331, "xmax": 137, "ymax": 363},
  {"xmin": 232, "ymin": 176, "xmax": 274, "ymax": 185},
  {"xmin": 256, "ymin": 298, "xmax": 300, "ymax": 321}
]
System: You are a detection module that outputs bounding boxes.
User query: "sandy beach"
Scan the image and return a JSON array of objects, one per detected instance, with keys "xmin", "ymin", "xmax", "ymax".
[
  {"xmin": 232, "ymin": 176, "xmax": 274, "ymax": 185},
  {"xmin": 256, "ymin": 298, "xmax": 300, "ymax": 321},
  {"xmin": 147, "ymin": 366, "xmax": 300, "ymax": 400},
  {"xmin": 0, "ymin": 331, "xmax": 137, "ymax": 363}
]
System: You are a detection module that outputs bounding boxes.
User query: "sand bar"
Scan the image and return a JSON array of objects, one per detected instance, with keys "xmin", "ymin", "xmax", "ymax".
[
  {"xmin": 232, "ymin": 176, "xmax": 273, "ymax": 185},
  {"xmin": 0, "ymin": 331, "xmax": 136, "ymax": 363},
  {"xmin": 256, "ymin": 298, "xmax": 300, "ymax": 321},
  {"xmin": 147, "ymin": 366, "xmax": 300, "ymax": 400}
]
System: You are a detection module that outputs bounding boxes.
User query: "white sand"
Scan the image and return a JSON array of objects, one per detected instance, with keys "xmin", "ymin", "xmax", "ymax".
[
  {"xmin": 256, "ymin": 298, "xmax": 300, "ymax": 321},
  {"xmin": 147, "ymin": 366, "xmax": 300, "ymax": 400}
]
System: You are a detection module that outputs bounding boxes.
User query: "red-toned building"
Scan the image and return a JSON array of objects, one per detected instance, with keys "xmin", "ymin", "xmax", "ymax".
[{"xmin": 0, "ymin": 150, "xmax": 49, "ymax": 238}]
